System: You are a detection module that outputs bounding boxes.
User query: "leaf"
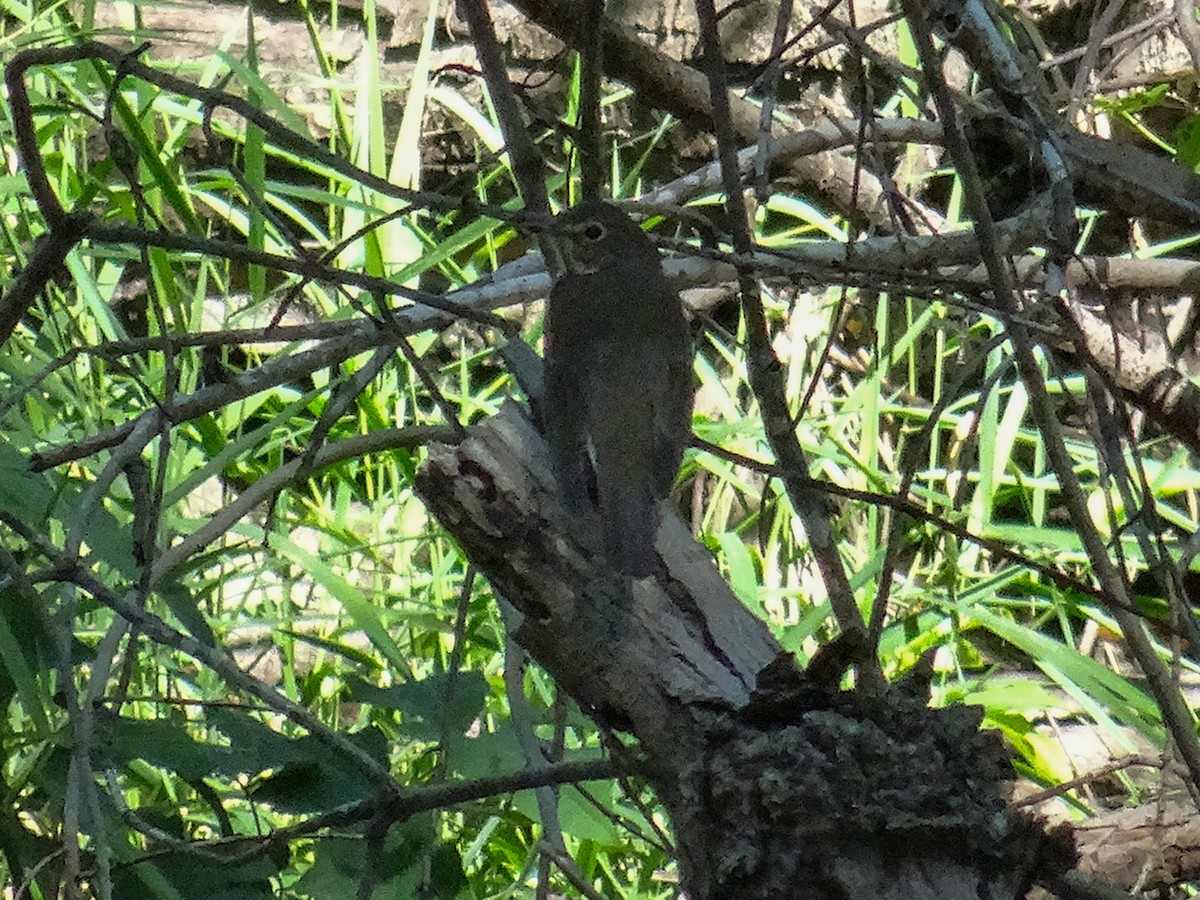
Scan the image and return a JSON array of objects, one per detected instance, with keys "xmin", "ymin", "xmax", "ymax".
[
  {"xmin": 0, "ymin": 597, "xmax": 51, "ymax": 735},
  {"xmin": 108, "ymin": 708, "xmax": 382, "ymax": 813},
  {"xmin": 1177, "ymin": 115, "xmax": 1200, "ymax": 172},
  {"xmin": 0, "ymin": 443, "xmax": 52, "ymax": 521},
  {"xmin": 269, "ymin": 533, "xmax": 412, "ymax": 678},
  {"xmin": 159, "ymin": 578, "xmax": 216, "ymax": 647},
  {"xmin": 77, "ymin": 503, "xmax": 138, "ymax": 578},
  {"xmin": 554, "ymin": 787, "xmax": 618, "ymax": 845},
  {"xmin": 209, "ymin": 707, "xmax": 381, "ymax": 813},
  {"xmin": 295, "ymin": 827, "xmax": 473, "ymax": 900},
  {"xmin": 293, "ymin": 838, "xmax": 360, "ymax": 897},
  {"xmin": 1095, "ymin": 82, "xmax": 1169, "ymax": 116},
  {"xmin": 449, "ymin": 728, "xmax": 525, "ymax": 783},
  {"xmin": 114, "ymin": 847, "xmax": 281, "ymax": 900},
  {"xmin": 109, "ymin": 718, "xmax": 247, "ymax": 782},
  {"xmin": 963, "ymin": 603, "xmax": 1164, "ymax": 743},
  {"xmin": 346, "ymin": 670, "xmax": 487, "ymax": 742},
  {"xmin": 717, "ymin": 533, "xmax": 761, "ymax": 612}
]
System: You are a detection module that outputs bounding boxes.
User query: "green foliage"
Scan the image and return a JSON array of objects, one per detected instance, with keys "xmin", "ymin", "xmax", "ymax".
[
  {"xmin": 3, "ymin": 0, "xmax": 1200, "ymax": 896},
  {"xmin": 0, "ymin": 2, "xmax": 676, "ymax": 895}
]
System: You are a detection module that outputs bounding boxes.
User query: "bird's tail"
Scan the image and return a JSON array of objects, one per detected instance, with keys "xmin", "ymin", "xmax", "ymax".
[{"xmin": 599, "ymin": 480, "xmax": 658, "ymax": 577}]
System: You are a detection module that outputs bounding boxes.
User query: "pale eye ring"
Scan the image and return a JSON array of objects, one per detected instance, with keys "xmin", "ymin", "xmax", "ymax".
[{"xmin": 582, "ymin": 222, "xmax": 606, "ymax": 241}]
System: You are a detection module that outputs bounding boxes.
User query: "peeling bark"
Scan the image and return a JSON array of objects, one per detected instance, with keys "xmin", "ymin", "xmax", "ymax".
[{"xmin": 416, "ymin": 404, "xmax": 1064, "ymax": 899}]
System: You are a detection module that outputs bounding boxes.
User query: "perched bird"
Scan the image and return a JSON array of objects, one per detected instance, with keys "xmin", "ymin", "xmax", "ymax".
[{"xmin": 544, "ymin": 202, "xmax": 693, "ymax": 577}]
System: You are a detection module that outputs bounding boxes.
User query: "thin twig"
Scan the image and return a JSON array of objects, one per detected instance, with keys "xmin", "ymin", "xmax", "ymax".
[
  {"xmin": 577, "ymin": 0, "xmax": 606, "ymax": 202},
  {"xmin": 692, "ymin": 0, "xmax": 877, "ymax": 682},
  {"xmin": 146, "ymin": 426, "xmax": 457, "ymax": 586},
  {"xmin": 458, "ymin": 0, "xmax": 550, "ymax": 215},
  {"xmin": 901, "ymin": 0, "xmax": 1200, "ymax": 802},
  {"xmin": 1068, "ymin": 0, "xmax": 1130, "ymax": 119},
  {"xmin": 1176, "ymin": 0, "xmax": 1200, "ymax": 75}
]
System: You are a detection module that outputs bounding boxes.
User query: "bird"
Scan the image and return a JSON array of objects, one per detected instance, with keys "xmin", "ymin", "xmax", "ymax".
[{"xmin": 543, "ymin": 201, "xmax": 693, "ymax": 577}]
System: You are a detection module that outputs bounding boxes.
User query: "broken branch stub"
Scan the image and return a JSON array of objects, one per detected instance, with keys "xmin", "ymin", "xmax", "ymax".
[{"xmin": 415, "ymin": 403, "xmax": 1064, "ymax": 899}]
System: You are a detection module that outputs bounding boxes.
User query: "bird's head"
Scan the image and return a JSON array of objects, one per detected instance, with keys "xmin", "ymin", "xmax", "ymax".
[{"xmin": 554, "ymin": 202, "xmax": 659, "ymax": 276}]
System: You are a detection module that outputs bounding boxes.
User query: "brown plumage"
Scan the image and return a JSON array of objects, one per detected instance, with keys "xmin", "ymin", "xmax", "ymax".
[{"xmin": 544, "ymin": 202, "xmax": 693, "ymax": 577}]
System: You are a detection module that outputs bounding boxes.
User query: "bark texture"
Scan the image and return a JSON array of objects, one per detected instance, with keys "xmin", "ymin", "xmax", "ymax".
[{"xmin": 416, "ymin": 403, "xmax": 1063, "ymax": 899}]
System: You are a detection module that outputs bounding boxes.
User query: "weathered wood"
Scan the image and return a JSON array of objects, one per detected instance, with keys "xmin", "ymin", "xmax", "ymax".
[{"xmin": 416, "ymin": 404, "xmax": 1062, "ymax": 899}]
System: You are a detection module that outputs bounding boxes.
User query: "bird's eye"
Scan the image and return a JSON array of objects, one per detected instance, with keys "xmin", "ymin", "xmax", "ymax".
[{"xmin": 583, "ymin": 222, "xmax": 606, "ymax": 241}]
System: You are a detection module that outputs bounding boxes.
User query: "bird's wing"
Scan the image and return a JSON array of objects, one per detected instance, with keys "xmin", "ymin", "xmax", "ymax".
[
  {"xmin": 590, "ymin": 377, "xmax": 658, "ymax": 577},
  {"xmin": 545, "ymin": 285, "xmax": 593, "ymax": 512},
  {"xmin": 652, "ymin": 311, "xmax": 694, "ymax": 499}
]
